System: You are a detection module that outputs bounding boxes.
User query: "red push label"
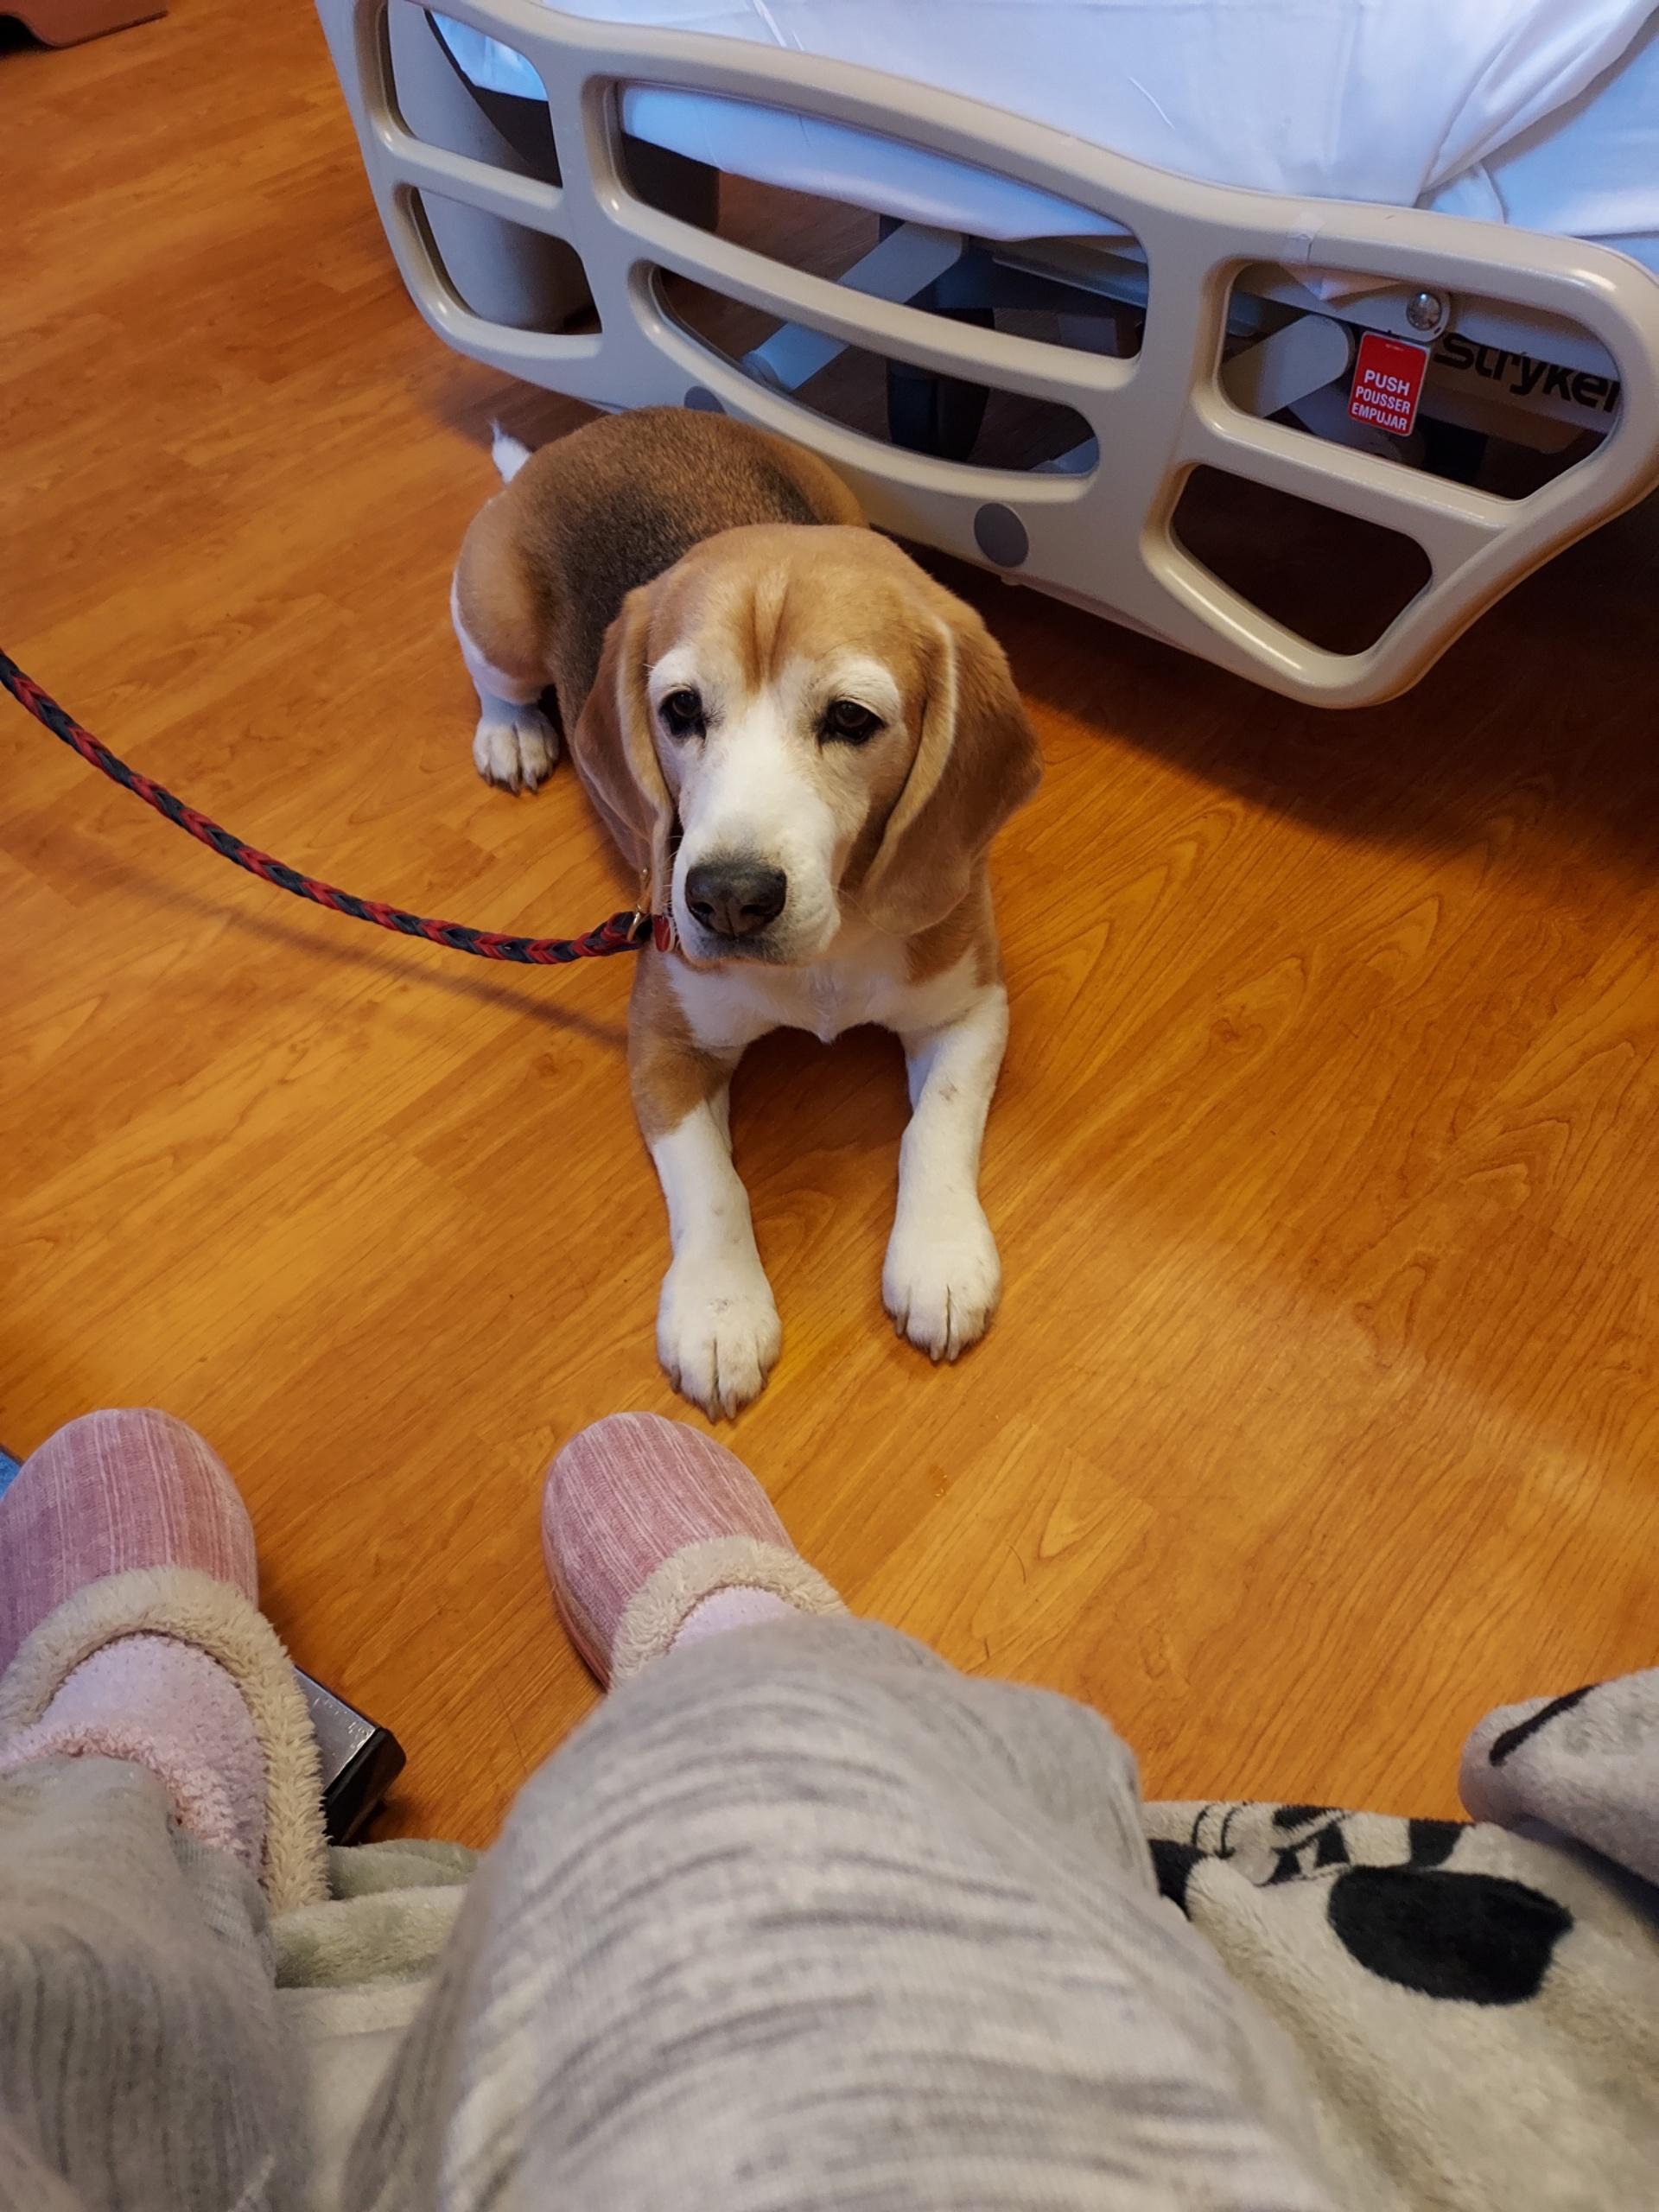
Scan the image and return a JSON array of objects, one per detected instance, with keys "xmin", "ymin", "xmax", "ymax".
[{"xmin": 1348, "ymin": 333, "xmax": 1430, "ymax": 437}]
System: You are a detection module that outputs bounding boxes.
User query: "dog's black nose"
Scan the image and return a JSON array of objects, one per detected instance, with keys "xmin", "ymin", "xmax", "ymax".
[{"xmin": 684, "ymin": 861, "xmax": 788, "ymax": 940}]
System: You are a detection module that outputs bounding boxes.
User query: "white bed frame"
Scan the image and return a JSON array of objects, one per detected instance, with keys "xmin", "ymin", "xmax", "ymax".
[{"xmin": 317, "ymin": 0, "xmax": 1659, "ymax": 706}]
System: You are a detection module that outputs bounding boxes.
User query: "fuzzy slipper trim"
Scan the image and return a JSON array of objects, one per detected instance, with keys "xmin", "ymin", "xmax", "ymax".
[
  {"xmin": 0, "ymin": 1566, "xmax": 327, "ymax": 1910},
  {"xmin": 612, "ymin": 1535, "xmax": 845, "ymax": 1683}
]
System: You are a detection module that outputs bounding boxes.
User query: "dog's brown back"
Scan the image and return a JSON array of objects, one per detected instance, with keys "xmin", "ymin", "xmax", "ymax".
[{"xmin": 493, "ymin": 408, "xmax": 864, "ymax": 729}]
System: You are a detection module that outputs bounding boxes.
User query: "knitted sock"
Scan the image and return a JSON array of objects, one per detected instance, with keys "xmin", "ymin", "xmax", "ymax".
[
  {"xmin": 0, "ymin": 1632, "xmax": 266, "ymax": 1872},
  {"xmin": 671, "ymin": 1586, "xmax": 798, "ymax": 1650}
]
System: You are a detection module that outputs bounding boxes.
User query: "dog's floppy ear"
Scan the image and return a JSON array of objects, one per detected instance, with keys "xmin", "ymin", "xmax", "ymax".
[
  {"xmin": 572, "ymin": 584, "xmax": 675, "ymax": 911},
  {"xmin": 858, "ymin": 594, "xmax": 1042, "ymax": 939}
]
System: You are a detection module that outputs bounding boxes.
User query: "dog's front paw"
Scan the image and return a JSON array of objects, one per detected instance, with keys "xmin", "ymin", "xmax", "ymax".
[
  {"xmin": 474, "ymin": 704, "xmax": 558, "ymax": 794},
  {"xmin": 657, "ymin": 1254, "xmax": 782, "ymax": 1419},
  {"xmin": 883, "ymin": 1198, "xmax": 1001, "ymax": 1363}
]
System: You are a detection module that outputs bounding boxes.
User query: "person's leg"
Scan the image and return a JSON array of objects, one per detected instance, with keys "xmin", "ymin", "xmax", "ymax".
[
  {"xmin": 349, "ymin": 1414, "xmax": 1336, "ymax": 2211},
  {"xmin": 0, "ymin": 1409, "xmax": 328, "ymax": 2212}
]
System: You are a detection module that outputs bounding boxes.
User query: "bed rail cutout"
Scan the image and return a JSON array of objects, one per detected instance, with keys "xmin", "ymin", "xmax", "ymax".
[
  {"xmin": 658, "ymin": 270, "xmax": 1094, "ymax": 474},
  {"xmin": 1172, "ymin": 467, "xmax": 1433, "ymax": 658},
  {"xmin": 389, "ymin": 9, "xmax": 592, "ymax": 328},
  {"xmin": 410, "ymin": 188, "xmax": 594, "ymax": 333},
  {"xmin": 1222, "ymin": 270, "xmax": 1616, "ymax": 503}
]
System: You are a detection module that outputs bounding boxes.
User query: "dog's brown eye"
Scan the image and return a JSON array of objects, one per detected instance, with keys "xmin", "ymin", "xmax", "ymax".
[
  {"xmin": 659, "ymin": 687, "xmax": 704, "ymax": 739},
  {"xmin": 823, "ymin": 698, "xmax": 881, "ymax": 744}
]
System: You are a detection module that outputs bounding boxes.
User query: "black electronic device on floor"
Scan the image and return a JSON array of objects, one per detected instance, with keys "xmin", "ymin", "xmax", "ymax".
[{"xmin": 298, "ymin": 1670, "xmax": 406, "ymax": 1844}]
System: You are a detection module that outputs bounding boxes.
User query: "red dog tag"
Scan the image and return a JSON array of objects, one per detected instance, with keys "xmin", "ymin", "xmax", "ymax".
[{"xmin": 1348, "ymin": 333, "xmax": 1431, "ymax": 437}]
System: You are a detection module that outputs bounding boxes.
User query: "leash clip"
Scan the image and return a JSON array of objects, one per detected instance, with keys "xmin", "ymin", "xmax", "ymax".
[{"xmin": 633, "ymin": 870, "xmax": 677, "ymax": 954}]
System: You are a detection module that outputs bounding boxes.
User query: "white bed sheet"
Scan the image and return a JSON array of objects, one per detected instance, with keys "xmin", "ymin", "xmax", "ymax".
[{"xmin": 436, "ymin": 0, "xmax": 1659, "ymax": 273}]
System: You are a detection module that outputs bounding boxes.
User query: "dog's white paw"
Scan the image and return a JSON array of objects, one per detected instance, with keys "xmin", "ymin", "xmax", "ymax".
[
  {"xmin": 657, "ymin": 1253, "xmax": 782, "ymax": 1419},
  {"xmin": 474, "ymin": 705, "xmax": 558, "ymax": 794},
  {"xmin": 883, "ymin": 1198, "xmax": 1001, "ymax": 1362}
]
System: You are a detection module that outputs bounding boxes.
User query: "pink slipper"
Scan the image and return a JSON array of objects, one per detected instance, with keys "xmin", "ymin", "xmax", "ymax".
[
  {"xmin": 543, "ymin": 1414, "xmax": 844, "ymax": 1685},
  {"xmin": 0, "ymin": 1410, "xmax": 327, "ymax": 1910}
]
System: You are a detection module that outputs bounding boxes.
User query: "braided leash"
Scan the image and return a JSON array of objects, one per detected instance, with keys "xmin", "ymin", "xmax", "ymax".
[{"xmin": 0, "ymin": 649, "xmax": 673, "ymax": 965}]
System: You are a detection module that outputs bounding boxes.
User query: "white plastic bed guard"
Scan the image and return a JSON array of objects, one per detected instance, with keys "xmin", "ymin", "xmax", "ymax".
[{"xmin": 315, "ymin": 0, "xmax": 1659, "ymax": 705}]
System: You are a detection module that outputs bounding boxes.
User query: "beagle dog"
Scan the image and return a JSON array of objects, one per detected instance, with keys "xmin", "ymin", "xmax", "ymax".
[{"xmin": 453, "ymin": 407, "xmax": 1040, "ymax": 1415}]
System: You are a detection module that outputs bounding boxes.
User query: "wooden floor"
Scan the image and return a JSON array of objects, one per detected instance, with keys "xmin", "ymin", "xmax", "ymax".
[{"xmin": 4, "ymin": 0, "xmax": 1657, "ymax": 1847}]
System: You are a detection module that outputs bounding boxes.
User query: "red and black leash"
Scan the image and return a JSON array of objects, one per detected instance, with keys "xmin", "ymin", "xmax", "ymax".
[{"xmin": 1, "ymin": 649, "xmax": 671, "ymax": 965}]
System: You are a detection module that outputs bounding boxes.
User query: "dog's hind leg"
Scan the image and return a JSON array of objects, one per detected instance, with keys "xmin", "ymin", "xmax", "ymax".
[{"xmin": 452, "ymin": 493, "xmax": 559, "ymax": 796}]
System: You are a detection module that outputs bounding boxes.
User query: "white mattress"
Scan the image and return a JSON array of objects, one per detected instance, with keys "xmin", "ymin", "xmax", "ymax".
[{"xmin": 438, "ymin": 1, "xmax": 1659, "ymax": 274}]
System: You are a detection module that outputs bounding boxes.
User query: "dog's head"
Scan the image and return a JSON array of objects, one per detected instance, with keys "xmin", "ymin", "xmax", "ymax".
[{"xmin": 575, "ymin": 524, "xmax": 1041, "ymax": 964}]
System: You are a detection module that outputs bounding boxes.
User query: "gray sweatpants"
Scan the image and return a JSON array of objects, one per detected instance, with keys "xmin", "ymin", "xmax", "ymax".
[{"xmin": 0, "ymin": 1619, "xmax": 1337, "ymax": 2211}]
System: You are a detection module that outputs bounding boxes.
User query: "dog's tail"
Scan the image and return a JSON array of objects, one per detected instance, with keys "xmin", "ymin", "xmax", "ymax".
[{"xmin": 491, "ymin": 423, "xmax": 531, "ymax": 483}]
